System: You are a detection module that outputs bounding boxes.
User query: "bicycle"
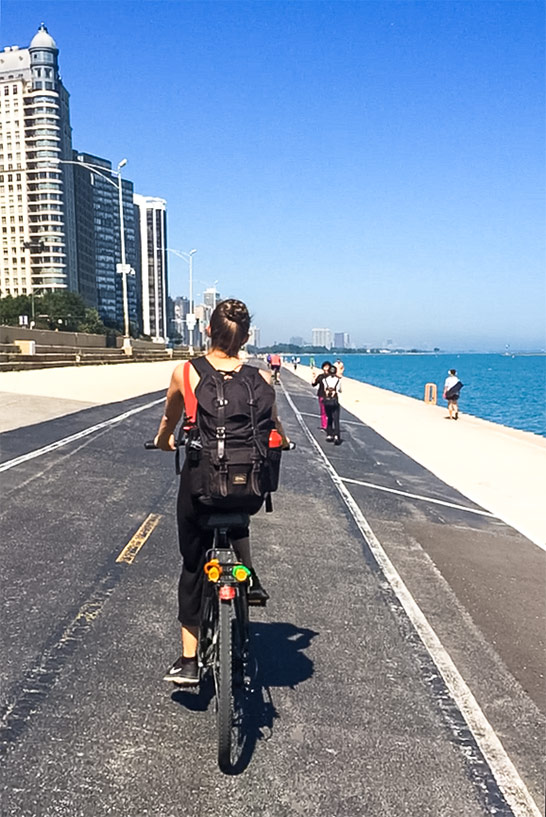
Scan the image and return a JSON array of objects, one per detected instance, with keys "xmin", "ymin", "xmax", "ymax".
[
  {"xmin": 145, "ymin": 435, "xmax": 296, "ymax": 772},
  {"xmin": 144, "ymin": 441, "xmax": 256, "ymax": 772}
]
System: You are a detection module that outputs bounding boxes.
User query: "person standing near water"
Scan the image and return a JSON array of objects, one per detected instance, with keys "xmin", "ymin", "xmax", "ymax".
[{"xmin": 443, "ymin": 369, "xmax": 464, "ymax": 419}]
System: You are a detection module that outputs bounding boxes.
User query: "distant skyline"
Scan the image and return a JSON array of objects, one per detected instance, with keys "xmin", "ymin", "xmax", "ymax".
[{"xmin": 2, "ymin": 1, "xmax": 544, "ymax": 349}]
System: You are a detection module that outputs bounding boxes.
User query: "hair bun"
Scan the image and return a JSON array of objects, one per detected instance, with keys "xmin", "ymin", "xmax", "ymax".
[{"xmin": 224, "ymin": 300, "xmax": 248, "ymax": 325}]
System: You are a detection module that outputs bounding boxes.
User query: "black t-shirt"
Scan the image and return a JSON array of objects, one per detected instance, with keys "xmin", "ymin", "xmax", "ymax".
[{"xmin": 312, "ymin": 372, "xmax": 327, "ymax": 397}]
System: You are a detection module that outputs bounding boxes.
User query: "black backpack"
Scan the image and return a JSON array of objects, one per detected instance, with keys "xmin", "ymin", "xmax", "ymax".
[
  {"xmin": 445, "ymin": 381, "xmax": 464, "ymax": 400},
  {"xmin": 323, "ymin": 376, "xmax": 339, "ymax": 407},
  {"xmin": 182, "ymin": 357, "xmax": 279, "ymax": 514}
]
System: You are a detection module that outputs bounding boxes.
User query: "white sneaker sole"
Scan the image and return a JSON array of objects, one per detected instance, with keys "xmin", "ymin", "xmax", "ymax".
[{"xmin": 163, "ymin": 673, "xmax": 199, "ymax": 686}]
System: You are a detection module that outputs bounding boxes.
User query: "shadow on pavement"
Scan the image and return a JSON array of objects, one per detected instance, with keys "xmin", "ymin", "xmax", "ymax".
[{"xmin": 171, "ymin": 621, "xmax": 318, "ymax": 775}]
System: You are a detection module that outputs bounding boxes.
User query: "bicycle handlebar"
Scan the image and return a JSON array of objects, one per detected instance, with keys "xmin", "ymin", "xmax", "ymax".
[{"xmin": 144, "ymin": 439, "xmax": 296, "ymax": 451}]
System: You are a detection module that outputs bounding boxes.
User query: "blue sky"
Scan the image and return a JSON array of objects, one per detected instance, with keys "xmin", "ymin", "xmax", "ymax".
[{"xmin": 2, "ymin": 1, "xmax": 544, "ymax": 349}]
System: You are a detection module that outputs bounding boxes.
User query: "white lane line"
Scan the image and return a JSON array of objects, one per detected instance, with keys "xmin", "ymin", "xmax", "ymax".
[
  {"xmin": 0, "ymin": 397, "xmax": 164, "ymax": 473},
  {"xmin": 340, "ymin": 476, "xmax": 498, "ymax": 518},
  {"xmin": 282, "ymin": 383, "xmax": 541, "ymax": 817},
  {"xmin": 299, "ymin": 410, "xmax": 365, "ymax": 427}
]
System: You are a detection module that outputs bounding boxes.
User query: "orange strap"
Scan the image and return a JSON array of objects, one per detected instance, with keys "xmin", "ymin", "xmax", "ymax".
[{"xmin": 182, "ymin": 360, "xmax": 198, "ymax": 424}]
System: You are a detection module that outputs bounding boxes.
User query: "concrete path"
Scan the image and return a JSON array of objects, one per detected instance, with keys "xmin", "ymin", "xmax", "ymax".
[
  {"xmin": 290, "ymin": 365, "xmax": 546, "ymax": 550},
  {"xmin": 0, "ymin": 363, "xmax": 544, "ymax": 816},
  {"xmin": 0, "ymin": 361, "xmax": 175, "ymax": 432}
]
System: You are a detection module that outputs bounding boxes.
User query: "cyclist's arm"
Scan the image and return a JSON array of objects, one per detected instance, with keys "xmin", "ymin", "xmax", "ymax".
[
  {"xmin": 155, "ymin": 364, "xmax": 185, "ymax": 450},
  {"xmin": 258, "ymin": 368, "xmax": 290, "ymax": 444}
]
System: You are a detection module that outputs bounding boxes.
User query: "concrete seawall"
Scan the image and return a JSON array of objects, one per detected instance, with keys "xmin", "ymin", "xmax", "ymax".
[{"xmin": 290, "ymin": 364, "xmax": 546, "ymax": 550}]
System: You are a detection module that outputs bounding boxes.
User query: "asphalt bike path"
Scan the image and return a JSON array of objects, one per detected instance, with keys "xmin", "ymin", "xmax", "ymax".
[{"xmin": 0, "ymin": 372, "xmax": 543, "ymax": 816}]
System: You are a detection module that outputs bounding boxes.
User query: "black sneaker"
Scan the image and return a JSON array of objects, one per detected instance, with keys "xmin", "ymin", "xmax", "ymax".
[
  {"xmin": 163, "ymin": 656, "xmax": 199, "ymax": 686},
  {"xmin": 334, "ymin": 437, "xmax": 342, "ymax": 445},
  {"xmin": 248, "ymin": 570, "xmax": 269, "ymax": 607},
  {"xmin": 325, "ymin": 435, "xmax": 334, "ymax": 442}
]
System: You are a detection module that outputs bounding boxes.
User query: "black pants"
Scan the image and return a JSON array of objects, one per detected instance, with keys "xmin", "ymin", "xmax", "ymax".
[
  {"xmin": 324, "ymin": 401, "xmax": 340, "ymax": 437},
  {"xmin": 176, "ymin": 461, "xmax": 249, "ymax": 627}
]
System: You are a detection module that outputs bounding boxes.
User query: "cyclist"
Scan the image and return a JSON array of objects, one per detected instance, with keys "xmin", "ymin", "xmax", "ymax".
[
  {"xmin": 154, "ymin": 299, "xmax": 287, "ymax": 686},
  {"xmin": 269, "ymin": 352, "xmax": 282, "ymax": 384}
]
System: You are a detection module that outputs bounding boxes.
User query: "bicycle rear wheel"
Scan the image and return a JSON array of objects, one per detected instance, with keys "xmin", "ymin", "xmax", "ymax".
[
  {"xmin": 217, "ymin": 598, "xmax": 234, "ymax": 770},
  {"xmin": 217, "ymin": 591, "xmax": 248, "ymax": 772}
]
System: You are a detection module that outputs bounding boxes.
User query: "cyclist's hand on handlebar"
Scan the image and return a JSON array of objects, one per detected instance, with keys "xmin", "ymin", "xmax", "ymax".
[{"xmin": 154, "ymin": 432, "xmax": 176, "ymax": 451}]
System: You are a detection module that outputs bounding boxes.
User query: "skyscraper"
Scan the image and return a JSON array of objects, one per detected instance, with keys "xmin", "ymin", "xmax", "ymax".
[
  {"xmin": 203, "ymin": 286, "xmax": 220, "ymax": 310},
  {"xmin": 0, "ymin": 23, "xmax": 77, "ymax": 297},
  {"xmin": 334, "ymin": 332, "xmax": 350, "ymax": 349},
  {"xmin": 312, "ymin": 328, "xmax": 332, "ymax": 349},
  {"xmin": 248, "ymin": 326, "xmax": 261, "ymax": 348},
  {"xmin": 134, "ymin": 195, "xmax": 168, "ymax": 341},
  {"xmin": 72, "ymin": 152, "xmax": 140, "ymax": 330}
]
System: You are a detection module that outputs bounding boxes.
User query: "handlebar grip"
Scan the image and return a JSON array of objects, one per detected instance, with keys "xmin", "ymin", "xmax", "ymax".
[{"xmin": 144, "ymin": 440, "xmax": 158, "ymax": 450}]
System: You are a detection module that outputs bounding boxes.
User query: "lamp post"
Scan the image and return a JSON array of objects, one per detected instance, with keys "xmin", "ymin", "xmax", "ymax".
[
  {"xmin": 46, "ymin": 157, "xmax": 132, "ymax": 349},
  {"xmin": 165, "ymin": 248, "xmax": 197, "ymax": 355},
  {"xmin": 115, "ymin": 159, "xmax": 130, "ymax": 347}
]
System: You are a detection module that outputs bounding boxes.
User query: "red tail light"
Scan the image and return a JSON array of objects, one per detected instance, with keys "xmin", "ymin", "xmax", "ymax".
[{"xmin": 219, "ymin": 586, "xmax": 236, "ymax": 601}]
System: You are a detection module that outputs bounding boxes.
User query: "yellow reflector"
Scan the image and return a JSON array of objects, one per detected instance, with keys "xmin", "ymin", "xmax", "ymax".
[{"xmin": 204, "ymin": 559, "xmax": 222, "ymax": 582}]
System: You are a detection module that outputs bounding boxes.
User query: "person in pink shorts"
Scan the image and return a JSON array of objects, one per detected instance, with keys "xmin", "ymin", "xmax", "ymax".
[{"xmin": 312, "ymin": 360, "xmax": 333, "ymax": 431}]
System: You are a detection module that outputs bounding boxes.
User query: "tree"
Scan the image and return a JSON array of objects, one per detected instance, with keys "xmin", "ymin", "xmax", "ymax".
[
  {"xmin": 78, "ymin": 308, "xmax": 106, "ymax": 335},
  {"xmin": 0, "ymin": 291, "xmax": 108, "ymax": 335},
  {"xmin": 39, "ymin": 291, "xmax": 86, "ymax": 331},
  {"xmin": 0, "ymin": 295, "xmax": 32, "ymax": 325}
]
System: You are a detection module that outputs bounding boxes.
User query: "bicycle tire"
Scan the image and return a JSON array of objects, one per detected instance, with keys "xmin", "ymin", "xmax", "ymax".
[{"xmin": 217, "ymin": 598, "xmax": 234, "ymax": 770}]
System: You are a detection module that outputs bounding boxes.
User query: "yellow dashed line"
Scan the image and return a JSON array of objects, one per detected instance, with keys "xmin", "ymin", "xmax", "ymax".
[{"xmin": 116, "ymin": 513, "xmax": 162, "ymax": 565}]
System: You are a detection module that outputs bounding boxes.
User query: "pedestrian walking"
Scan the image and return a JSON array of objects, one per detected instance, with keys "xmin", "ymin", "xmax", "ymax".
[
  {"xmin": 322, "ymin": 365, "xmax": 342, "ymax": 444},
  {"xmin": 312, "ymin": 360, "xmax": 332, "ymax": 430},
  {"xmin": 443, "ymin": 368, "xmax": 464, "ymax": 419},
  {"xmin": 334, "ymin": 358, "xmax": 345, "ymax": 377}
]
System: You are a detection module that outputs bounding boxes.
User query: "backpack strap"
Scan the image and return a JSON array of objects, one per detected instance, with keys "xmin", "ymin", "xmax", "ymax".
[
  {"xmin": 182, "ymin": 360, "xmax": 198, "ymax": 424},
  {"xmin": 240, "ymin": 375, "xmax": 267, "ymax": 458}
]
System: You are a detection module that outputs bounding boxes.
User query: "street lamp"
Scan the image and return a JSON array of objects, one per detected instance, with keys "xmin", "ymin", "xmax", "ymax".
[
  {"xmin": 45, "ymin": 157, "xmax": 133, "ymax": 350},
  {"xmin": 166, "ymin": 247, "xmax": 197, "ymax": 355}
]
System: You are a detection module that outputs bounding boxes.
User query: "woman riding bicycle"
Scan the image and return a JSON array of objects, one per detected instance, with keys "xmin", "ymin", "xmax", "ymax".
[{"xmin": 154, "ymin": 299, "xmax": 287, "ymax": 685}]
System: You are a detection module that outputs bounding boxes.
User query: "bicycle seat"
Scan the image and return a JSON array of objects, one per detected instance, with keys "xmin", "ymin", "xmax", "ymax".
[{"xmin": 198, "ymin": 512, "xmax": 250, "ymax": 530}]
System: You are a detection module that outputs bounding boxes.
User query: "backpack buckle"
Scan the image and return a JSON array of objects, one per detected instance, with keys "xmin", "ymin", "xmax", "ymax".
[
  {"xmin": 216, "ymin": 426, "xmax": 226, "ymax": 438},
  {"xmin": 215, "ymin": 398, "xmax": 228, "ymax": 408}
]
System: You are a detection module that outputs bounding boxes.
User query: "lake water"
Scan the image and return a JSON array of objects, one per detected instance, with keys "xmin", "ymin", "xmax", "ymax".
[{"xmin": 299, "ymin": 354, "xmax": 545, "ymax": 437}]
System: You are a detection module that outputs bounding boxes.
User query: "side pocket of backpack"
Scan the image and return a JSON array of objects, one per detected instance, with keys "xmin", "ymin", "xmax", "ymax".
[{"xmin": 263, "ymin": 447, "xmax": 282, "ymax": 493}]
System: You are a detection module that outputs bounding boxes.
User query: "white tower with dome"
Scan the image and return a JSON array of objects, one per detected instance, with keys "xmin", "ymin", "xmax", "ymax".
[{"xmin": 0, "ymin": 24, "xmax": 77, "ymax": 297}]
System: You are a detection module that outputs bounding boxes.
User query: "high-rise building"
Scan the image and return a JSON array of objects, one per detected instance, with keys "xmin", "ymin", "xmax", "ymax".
[
  {"xmin": 134, "ymin": 194, "xmax": 168, "ymax": 341},
  {"xmin": 248, "ymin": 325, "xmax": 261, "ymax": 348},
  {"xmin": 333, "ymin": 332, "xmax": 351, "ymax": 349},
  {"xmin": 0, "ymin": 23, "xmax": 77, "ymax": 297},
  {"xmin": 312, "ymin": 328, "xmax": 332, "ymax": 349},
  {"xmin": 171, "ymin": 295, "xmax": 189, "ymax": 342},
  {"xmin": 203, "ymin": 286, "xmax": 220, "ymax": 310},
  {"xmin": 73, "ymin": 152, "xmax": 139, "ymax": 330}
]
